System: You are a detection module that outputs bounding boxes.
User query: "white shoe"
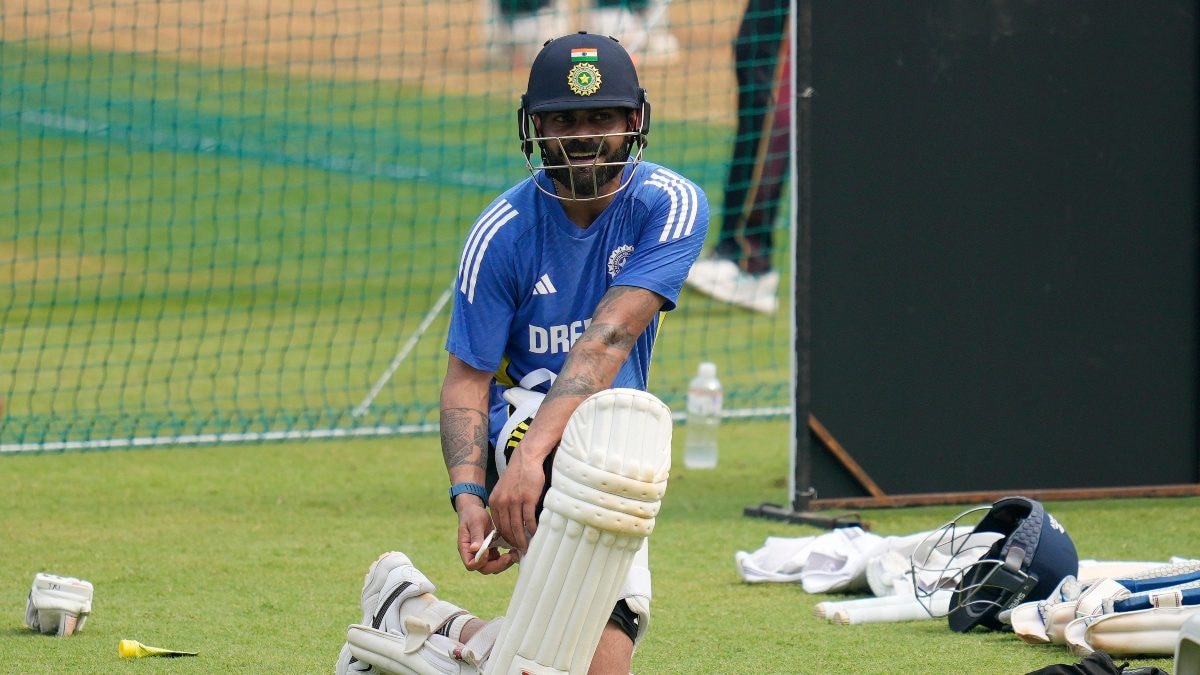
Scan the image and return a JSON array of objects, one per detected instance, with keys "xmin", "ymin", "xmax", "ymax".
[
  {"xmin": 25, "ymin": 573, "xmax": 93, "ymax": 637},
  {"xmin": 686, "ymin": 258, "xmax": 779, "ymax": 313},
  {"xmin": 338, "ymin": 552, "xmax": 421, "ymax": 674},
  {"xmin": 339, "ymin": 552, "xmax": 485, "ymax": 675}
]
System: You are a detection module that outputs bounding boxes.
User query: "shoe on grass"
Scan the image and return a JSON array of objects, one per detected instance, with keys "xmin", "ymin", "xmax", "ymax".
[{"xmin": 686, "ymin": 257, "xmax": 779, "ymax": 314}]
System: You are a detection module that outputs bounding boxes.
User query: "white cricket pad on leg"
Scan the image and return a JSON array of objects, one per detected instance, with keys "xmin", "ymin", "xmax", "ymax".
[
  {"xmin": 25, "ymin": 573, "xmax": 93, "ymax": 636},
  {"xmin": 617, "ymin": 539, "xmax": 653, "ymax": 645},
  {"xmin": 487, "ymin": 388, "xmax": 672, "ymax": 675}
]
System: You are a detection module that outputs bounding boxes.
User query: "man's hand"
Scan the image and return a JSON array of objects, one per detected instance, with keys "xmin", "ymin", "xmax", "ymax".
[
  {"xmin": 457, "ymin": 502, "xmax": 518, "ymax": 574},
  {"xmin": 488, "ymin": 450, "xmax": 547, "ymax": 552}
]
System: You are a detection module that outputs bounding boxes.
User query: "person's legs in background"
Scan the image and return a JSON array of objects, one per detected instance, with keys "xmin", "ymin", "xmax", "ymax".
[{"xmin": 687, "ymin": 0, "xmax": 789, "ymax": 313}]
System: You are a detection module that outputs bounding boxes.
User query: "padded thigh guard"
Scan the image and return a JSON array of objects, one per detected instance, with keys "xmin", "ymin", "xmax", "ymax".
[{"xmin": 486, "ymin": 389, "xmax": 672, "ymax": 675}]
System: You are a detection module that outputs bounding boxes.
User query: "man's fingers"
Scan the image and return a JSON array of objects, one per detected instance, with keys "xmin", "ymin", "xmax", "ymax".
[
  {"xmin": 477, "ymin": 549, "xmax": 520, "ymax": 574},
  {"xmin": 458, "ymin": 507, "xmax": 499, "ymax": 569},
  {"xmin": 507, "ymin": 513, "xmax": 527, "ymax": 551},
  {"xmin": 499, "ymin": 502, "xmax": 529, "ymax": 551},
  {"xmin": 524, "ymin": 505, "xmax": 538, "ymax": 539}
]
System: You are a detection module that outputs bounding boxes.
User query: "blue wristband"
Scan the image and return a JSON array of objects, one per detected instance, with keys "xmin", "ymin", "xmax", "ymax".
[{"xmin": 448, "ymin": 482, "xmax": 488, "ymax": 512}]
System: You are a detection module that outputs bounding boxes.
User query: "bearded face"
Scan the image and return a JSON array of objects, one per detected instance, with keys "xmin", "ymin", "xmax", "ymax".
[
  {"xmin": 539, "ymin": 134, "xmax": 632, "ymax": 199},
  {"xmin": 529, "ymin": 107, "xmax": 642, "ymax": 201}
]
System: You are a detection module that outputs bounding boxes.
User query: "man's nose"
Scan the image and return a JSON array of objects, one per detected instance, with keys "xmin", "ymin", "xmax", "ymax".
[{"xmin": 568, "ymin": 119, "xmax": 611, "ymax": 137}]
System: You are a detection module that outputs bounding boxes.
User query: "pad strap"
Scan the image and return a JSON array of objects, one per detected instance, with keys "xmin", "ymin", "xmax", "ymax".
[
  {"xmin": 1075, "ymin": 578, "xmax": 1130, "ymax": 617},
  {"xmin": 458, "ymin": 618, "xmax": 503, "ymax": 668}
]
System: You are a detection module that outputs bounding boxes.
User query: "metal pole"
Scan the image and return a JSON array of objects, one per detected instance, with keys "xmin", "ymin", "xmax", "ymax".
[
  {"xmin": 791, "ymin": 0, "xmax": 814, "ymax": 513},
  {"xmin": 745, "ymin": 0, "xmax": 860, "ymax": 529}
]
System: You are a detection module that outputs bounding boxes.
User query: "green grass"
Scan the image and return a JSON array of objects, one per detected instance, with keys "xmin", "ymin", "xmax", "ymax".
[{"xmin": 0, "ymin": 419, "xmax": 1183, "ymax": 674}]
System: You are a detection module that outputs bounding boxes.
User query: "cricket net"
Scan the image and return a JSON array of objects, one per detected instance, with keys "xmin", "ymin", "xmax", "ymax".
[{"xmin": 1, "ymin": 0, "xmax": 792, "ymax": 452}]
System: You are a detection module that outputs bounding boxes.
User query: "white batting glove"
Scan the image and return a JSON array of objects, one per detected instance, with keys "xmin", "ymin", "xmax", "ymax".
[{"xmin": 25, "ymin": 573, "xmax": 93, "ymax": 636}]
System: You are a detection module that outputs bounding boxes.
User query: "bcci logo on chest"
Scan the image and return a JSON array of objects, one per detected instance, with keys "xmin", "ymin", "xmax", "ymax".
[{"xmin": 607, "ymin": 244, "xmax": 634, "ymax": 278}]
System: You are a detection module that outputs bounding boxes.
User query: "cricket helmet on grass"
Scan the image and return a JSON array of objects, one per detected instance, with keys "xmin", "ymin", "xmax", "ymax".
[{"xmin": 911, "ymin": 496, "xmax": 1079, "ymax": 632}]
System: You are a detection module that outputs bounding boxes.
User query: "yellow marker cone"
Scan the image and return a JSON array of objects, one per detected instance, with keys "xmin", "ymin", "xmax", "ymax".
[{"xmin": 118, "ymin": 639, "xmax": 198, "ymax": 658}]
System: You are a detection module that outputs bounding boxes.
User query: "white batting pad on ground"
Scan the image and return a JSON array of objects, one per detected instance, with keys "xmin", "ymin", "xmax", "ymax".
[
  {"xmin": 1078, "ymin": 559, "xmax": 1180, "ymax": 581},
  {"xmin": 1040, "ymin": 558, "xmax": 1196, "ymax": 638},
  {"xmin": 1069, "ymin": 605, "xmax": 1200, "ymax": 657},
  {"xmin": 1013, "ymin": 559, "xmax": 1200, "ymax": 646},
  {"xmin": 487, "ymin": 388, "xmax": 672, "ymax": 675},
  {"xmin": 1063, "ymin": 578, "xmax": 1200, "ymax": 657}
]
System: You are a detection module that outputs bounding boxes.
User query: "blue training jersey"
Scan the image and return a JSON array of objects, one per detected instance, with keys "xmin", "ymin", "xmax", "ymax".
[{"xmin": 446, "ymin": 160, "xmax": 709, "ymax": 444}]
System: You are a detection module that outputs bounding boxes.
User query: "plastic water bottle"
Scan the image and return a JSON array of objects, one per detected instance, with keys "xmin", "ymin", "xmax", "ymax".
[{"xmin": 684, "ymin": 362, "xmax": 722, "ymax": 469}]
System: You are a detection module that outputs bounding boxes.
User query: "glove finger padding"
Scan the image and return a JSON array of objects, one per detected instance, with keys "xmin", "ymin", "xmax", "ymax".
[{"xmin": 25, "ymin": 573, "xmax": 94, "ymax": 636}]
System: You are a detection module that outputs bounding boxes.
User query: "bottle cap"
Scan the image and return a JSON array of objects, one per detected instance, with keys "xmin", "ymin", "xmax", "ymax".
[{"xmin": 698, "ymin": 362, "xmax": 717, "ymax": 378}]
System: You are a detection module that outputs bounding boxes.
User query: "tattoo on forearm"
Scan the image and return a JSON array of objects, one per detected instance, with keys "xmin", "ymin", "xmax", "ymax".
[
  {"xmin": 543, "ymin": 323, "xmax": 633, "ymax": 407},
  {"xmin": 596, "ymin": 284, "xmax": 662, "ymax": 312},
  {"xmin": 540, "ymin": 286, "xmax": 663, "ymax": 407},
  {"xmin": 440, "ymin": 407, "xmax": 488, "ymax": 470},
  {"xmin": 580, "ymin": 320, "xmax": 638, "ymax": 350},
  {"xmin": 545, "ymin": 371, "xmax": 601, "ymax": 403}
]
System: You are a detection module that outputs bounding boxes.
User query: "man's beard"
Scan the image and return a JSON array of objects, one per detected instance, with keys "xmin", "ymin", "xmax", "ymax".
[{"xmin": 542, "ymin": 140, "xmax": 631, "ymax": 199}]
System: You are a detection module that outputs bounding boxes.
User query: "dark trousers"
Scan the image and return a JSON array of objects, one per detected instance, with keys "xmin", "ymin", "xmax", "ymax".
[{"xmin": 716, "ymin": 0, "xmax": 790, "ymax": 275}]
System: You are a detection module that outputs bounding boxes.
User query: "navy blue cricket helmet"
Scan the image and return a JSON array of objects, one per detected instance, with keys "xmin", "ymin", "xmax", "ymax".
[
  {"xmin": 522, "ymin": 32, "xmax": 647, "ymax": 115},
  {"xmin": 947, "ymin": 497, "xmax": 1079, "ymax": 632},
  {"xmin": 911, "ymin": 496, "xmax": 1079, "ymax": 633},
  {"xmin": 517, "ymin": 32, "xmax": 651, "ymax": 200}
]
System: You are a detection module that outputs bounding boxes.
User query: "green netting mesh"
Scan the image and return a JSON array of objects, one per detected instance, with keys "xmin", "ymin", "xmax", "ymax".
[{"xmin": 1, "ymin": 0, "xmax": 792, "ymax": 452}]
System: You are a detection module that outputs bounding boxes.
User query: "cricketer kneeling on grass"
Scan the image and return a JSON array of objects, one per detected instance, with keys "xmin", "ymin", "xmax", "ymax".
[
  {"xmin": 336, "ymin": 30, "xmax": 707, "ymax": 675},
  {"xmin": 341, "ymin": 388, "xmax": 672, "ymax": 674}
]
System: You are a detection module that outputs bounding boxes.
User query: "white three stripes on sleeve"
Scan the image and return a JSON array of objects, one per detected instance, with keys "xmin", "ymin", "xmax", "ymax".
[
  {"xmin": 458, "ymin": 200, "xmax": 519, "ymax": 303},
  {"xmin": 646, "ymin": 169, "xmax": 700, "ymax": 242}
]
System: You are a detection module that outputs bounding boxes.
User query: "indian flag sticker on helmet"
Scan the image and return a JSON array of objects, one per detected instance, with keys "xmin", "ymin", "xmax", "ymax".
[
  {"xmin": 570, "ymin": 47, "xmax": 598, "ymax": 62},
  {"xmin": 567, "ymin": 62, "xmax": 602, "ymax": 96}
]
